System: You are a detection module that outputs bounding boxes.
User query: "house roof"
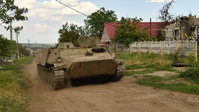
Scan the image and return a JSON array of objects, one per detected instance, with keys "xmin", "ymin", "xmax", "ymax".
[{"xmin": 104, "ymin": 22, "xmax": 161, "ymax": 40}]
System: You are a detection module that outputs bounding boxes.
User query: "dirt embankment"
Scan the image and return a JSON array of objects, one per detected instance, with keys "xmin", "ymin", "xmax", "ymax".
[{"xmin": 26, "ymin": 61, "xmax": 199, "ymax": 112}]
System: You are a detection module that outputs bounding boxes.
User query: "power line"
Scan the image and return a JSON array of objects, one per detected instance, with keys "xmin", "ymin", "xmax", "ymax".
[
  {"xmin": 55, "ymin": 0, "xmax": 88, "ymax": 17},
  {"xmin": 55, "ymin": 0, "xmax": 116, "ymax": 27}
]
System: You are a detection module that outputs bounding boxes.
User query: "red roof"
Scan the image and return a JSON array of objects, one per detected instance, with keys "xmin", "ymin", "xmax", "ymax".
[{"xmin": 104, "ymin": 22, "xmax": 161, "ymax": 39}]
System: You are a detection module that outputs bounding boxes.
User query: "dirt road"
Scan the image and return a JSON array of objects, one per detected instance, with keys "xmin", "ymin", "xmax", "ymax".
[{"xmin": 27, "ymin": 61, "xmax": 199, "ymax": 112}]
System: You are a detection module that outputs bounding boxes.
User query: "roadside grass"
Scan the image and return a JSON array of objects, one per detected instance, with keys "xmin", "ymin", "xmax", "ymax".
[
  {"xmin": 125, "ymin": 66, "xmax": 180, "ymax": 77},
  {"xmin": 117, "ymin": 52, "xmax": 179, "ymax": 76},
  {"xmin": 180, "ymin": 63, "xmax": 199, "ymax": 84},
  {"xmin": 117, "ymin": 52, "xmax": 174, "ymax": 70},
  {"xmin": 135, "ymin": 75, "xmax": 199, "ymax": 95},
  {"xmin": 0, "ymin": 57, "xmax": 34, "ymax": 112},
  {"xmin": 117, "ymin": 52, "xmax": 199, "ymax": 95}
]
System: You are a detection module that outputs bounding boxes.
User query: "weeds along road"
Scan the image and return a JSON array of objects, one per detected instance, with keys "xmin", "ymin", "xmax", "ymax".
[{"xmin": 27, "ymin": 60, "xmax": 199, "ymax": 112}]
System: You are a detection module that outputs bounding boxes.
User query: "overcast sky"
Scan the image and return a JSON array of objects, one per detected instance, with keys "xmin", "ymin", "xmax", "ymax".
[{"xmin": 0, "ymin": 0, "xmax": 198, "ymax": 43}]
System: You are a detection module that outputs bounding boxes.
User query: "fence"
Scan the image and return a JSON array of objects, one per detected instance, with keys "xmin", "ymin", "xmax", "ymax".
[{"xmin": 110, "ymin": 40, "xmax": 198, "ymax": 60}]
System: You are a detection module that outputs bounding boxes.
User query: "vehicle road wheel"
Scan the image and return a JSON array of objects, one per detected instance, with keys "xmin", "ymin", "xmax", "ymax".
[{"xmin": 112, "ymin": 64, "xmax": 125, "ymax": 81}]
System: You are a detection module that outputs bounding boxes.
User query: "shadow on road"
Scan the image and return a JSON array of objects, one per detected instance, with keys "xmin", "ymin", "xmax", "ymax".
[{"xmin": 71, "ymin": 76, "xmax": 111, "ymax": 87}]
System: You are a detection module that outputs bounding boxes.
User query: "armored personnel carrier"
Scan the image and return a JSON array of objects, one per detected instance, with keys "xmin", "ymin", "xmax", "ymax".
[{"xmin": 36, "ymin": 36, "xmax": 125, "ymax": 90}]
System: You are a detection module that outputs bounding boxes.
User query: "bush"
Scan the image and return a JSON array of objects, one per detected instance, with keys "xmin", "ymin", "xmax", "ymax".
[
  {"xmin": 173, "ymin": 50, "xmax": 197, "ymax": 64},
  {"xmin": 180, "ymin": 63, "xmax": 199, "ymax": 84}
]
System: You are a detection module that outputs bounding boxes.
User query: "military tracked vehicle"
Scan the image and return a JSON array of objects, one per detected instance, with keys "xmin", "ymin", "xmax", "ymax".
[{"xmin": 36, "ymin": 36, "xmax": 125, "ymax": 90}]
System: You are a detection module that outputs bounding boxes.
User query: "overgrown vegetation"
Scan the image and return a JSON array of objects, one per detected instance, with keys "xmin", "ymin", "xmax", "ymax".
[
  {"xmin": 173, "ymin": 50, "xmax": 197, "ymax": 65},
  {"xmin": 0, "ymin": 35, "xmax": 13, "ymax": 57},
  {"xmin": 117, "ymin": 52, "xmax": 174, "ymax": 71},
  {"xmin": 112, "ymin": 17, "xmax": 153, "ymax": 46},
  {"xmin": 0, "ymin": 35, "xmax": 30, "ymax": 63},
  {"xmin": 117, "ymin": 52, "xmax": 199, "ymax": 95},
  {"xmin": 0, "ymin": 57, "xmax": 34, "ymax": 112},
  {"xmin": 180, "ymin": 63, "xmax": 199, "ymax": 84}
]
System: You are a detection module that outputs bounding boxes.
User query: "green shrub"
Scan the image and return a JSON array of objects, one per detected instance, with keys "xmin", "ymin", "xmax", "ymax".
[
  {"xmin": 173, "ymin": 51, "xmax": 197, "ymax": 64},
  {"xmin": 180, "ymin": 63, "xmax": 199, "ymax": 84}
]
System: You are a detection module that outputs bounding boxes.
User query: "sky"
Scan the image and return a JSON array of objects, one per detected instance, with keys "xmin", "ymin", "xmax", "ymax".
[{"xmin": 0, "ymin": 0, "xmax": 198, "ymax": 44}]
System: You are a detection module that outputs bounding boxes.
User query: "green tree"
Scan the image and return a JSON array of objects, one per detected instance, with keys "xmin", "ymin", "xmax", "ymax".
[
  {"xmin": 84, "ymin": 7, "xmax": 117, "ymax": 35},
  {"xmin": 58, "ymin": 22, "xmax": 80, "ymax": 45},
  {"xmin": 14, "ymin": 26, "xmax": 23, "ymax": 35},
  {"xmin": 14, "ymin": 26, "xmax": 23, "ymax": 59},
  {"xmin": 78, "ymin": 25, "xmax": 90, "ymax": 36},
  {"xmin": 0, "ymin": 0, "xmax": 28, "ymax": 24},
  {"xmin": 0, "ymin": 0, "xmax": 28, "ymax": 40},
  {"xmin": 0, "ymin": 35, "xmax": 13, "ymax": 57},
  {"xmin": 19, "ymin": 44, "xmax": 30, "ymax": 56},
  {"xmin": 188, "ymin": 13, "xmax": 196, "ymax": 17},
  {"xmin": 112, "ymin": 17, "xmax": 151, "ymax": 46}
]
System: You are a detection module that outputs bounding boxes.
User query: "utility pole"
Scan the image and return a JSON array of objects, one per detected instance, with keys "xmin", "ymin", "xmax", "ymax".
[
  {"xmin": 35, "ymin": 41, "xmax": 37, "ymax": 50},
  {"xmin": 16, "ymin": 33, "xmax": 19, "ymax": 59},
  {"xmin": 10, "ymin": 21, "xmax": 12, "ymax": 41},
  {"xmin": 10, "ymin": 21, "xmax": 13, "ymax": 63},
  {"xmin": 28, "ymin": 39, "xmax": 31, "ymax": 56},
  {"xmin": 28, "ymin": 39, "xmax": 30, "ymax": 48},
  {"xmin": 14, "ymin": 26, "xmax": 23, "ymax": 59},
  {"xmin": 150, "ymin": 18, "xmax": 152, "ymax": 38}
]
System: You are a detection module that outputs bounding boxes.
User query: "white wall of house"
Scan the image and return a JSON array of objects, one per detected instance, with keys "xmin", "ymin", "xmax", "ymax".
[{"xmin": 101, "ymin": 27, "xmax": 111, "ymax": 43}]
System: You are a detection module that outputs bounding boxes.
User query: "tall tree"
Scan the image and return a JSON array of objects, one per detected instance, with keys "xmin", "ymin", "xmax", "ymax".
[
  {"xmin": 157, "ymin": 0, "xmax": 175, "ymax": 40},
  {"xmin": 112, "ymin": 17, "xmax": 151, "ymax": 46},
  {"xmin": 84, "ymin": 7, "xmax": 117, "ymax": 35},
  {"xmin": 18, "ymin": 44, "xmax": 30, "ymax": 56},
  {"xmin": 0, "ymin": 0, "xmax": 28, "ymax": 24},
  {"xmin": 0, "ymin": 35, "xmax": 13, "ymax": 57},
  {"xmin": 0, "ymin": 0, "xmax": 28, "ymax": 40},
  {"xmin": 78, "ymin": 26, "xmax": 90, "ymax": 36},
  {"xmin": 158, "ymin": 0, "xmax": 175, "ymax": 27},
  {"xmin": 58, "ymin": 22, "xmax": 80, "ymax": 45},
  {"xmin": 14, "ymin": 26, "xmax": 23, "ymax": 35},
  {"xmin": 14, "ymin": 26, "xmax": 23, "ymax": 59}
]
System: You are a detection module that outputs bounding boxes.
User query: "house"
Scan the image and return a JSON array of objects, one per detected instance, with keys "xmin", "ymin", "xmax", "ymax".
[
  {"xmin": 163, "ymin": 17, "xmax": 199, "ymax": 41},
  {"xmin": 163, "ymin": 21, "xmax": 180, "ymax": 41},
  {"xmin": 100, "ymin": 22, "xmax": 161, "ymax": 43}
]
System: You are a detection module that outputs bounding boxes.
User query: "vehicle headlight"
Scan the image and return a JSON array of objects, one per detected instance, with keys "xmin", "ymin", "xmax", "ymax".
[
  {"xmin": 111, "ymin": 53, "xmax": 116, "ymax": 58},
  {"xmin": 56, "ymin": 57, "xmax": 62, "ymax": 63}
]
